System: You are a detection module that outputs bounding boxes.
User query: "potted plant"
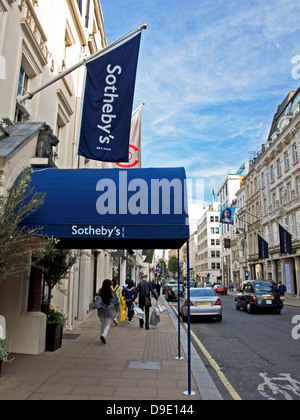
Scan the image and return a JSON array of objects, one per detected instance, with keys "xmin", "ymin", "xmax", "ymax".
[
  {"xmin": 38, "ymin": 248, "xmax": 77, "ymax": 351},
  {"xmin": 41, "ymin": 302, "xmax": 67, "ymax": 351},
  {"xmin": 0, "ymin": 338, "xmax": 14, "ymax": 377}
]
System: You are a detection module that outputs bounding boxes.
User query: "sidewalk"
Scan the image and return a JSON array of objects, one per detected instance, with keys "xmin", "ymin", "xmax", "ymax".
[{"xmin": 0, "ymin": 297, "xmax": 220, "ymax": 401}]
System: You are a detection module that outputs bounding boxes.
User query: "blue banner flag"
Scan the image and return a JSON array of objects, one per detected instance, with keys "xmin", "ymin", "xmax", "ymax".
[{"xmin": 78, "ymin": 33, "xmax": 141, "ymax": 162}]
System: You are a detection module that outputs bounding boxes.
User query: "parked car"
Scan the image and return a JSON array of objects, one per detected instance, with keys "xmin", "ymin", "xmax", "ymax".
[
  {"xmin": 205, "ymin": 284, "xmax": 214, "ymax": 289},
  {"xmin": 165, "ymin": 284, "xmax": 184, "ymax": 301},
  {"xmin": 235, "ymin": 280, "xmax": 284, "ymax": 314},
  {"xmin": 180, "ymin": 288, "xmax": 222, "ymax": 322},
  {"xmin": 214, "ymin": 284, "xmax": 228, "ymax": 295}
]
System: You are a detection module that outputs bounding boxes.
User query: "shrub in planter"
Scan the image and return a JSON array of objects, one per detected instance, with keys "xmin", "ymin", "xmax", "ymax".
[
  {"xmin": 41, "ymin": 303, "xmax": 67, "ymax": 352},
  {"xmin": 0, "ymin": 338, "xmax": 14, "ymax": 377}
]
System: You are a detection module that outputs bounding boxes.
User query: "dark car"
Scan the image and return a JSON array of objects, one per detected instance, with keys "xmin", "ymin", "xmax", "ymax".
[
  {"xmin": 235, "ymin": 280, "xmax": 284, "ymax": 314},
  {"xmin": 166, "ymin": 285, "xmax": 184, "ymax": 301}
]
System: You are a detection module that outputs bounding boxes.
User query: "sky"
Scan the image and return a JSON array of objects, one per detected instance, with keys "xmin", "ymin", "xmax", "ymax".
[{"xmin": 101, "ymin": 0, "xmax": 300, "ymax": 230}]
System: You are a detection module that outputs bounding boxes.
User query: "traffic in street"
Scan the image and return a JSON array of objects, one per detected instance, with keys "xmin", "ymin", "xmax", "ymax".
[{"xmin": 168, "ymin": 292, "xmax": 300, "ymax": 400}]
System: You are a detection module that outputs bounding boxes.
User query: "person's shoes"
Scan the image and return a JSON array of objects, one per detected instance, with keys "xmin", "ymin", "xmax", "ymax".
[
  {"xmin": 113, "ymin": 318, "xmax": 118, "ymax": 326},
  {"xmin": 100, "ymin": 335, "xmax": 106, "ymax": 344},
  {"xmin": 128, "ymin": 320, "xmax": 132, "ymax": 324},
  {"xmin": 145, "ymin": 327, "xmax": 150, "ymax": 330}
]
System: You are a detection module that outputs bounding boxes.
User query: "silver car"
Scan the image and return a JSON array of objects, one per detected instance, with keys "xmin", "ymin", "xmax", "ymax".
[{"xmin": 180, "ymin": 288, "xmax": 222, "ymax": 322}]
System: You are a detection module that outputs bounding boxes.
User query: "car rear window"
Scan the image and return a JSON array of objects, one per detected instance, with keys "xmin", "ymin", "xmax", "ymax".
[
  {"xmin": 190, "ymin": 289, "xmax": 216, "ymax": 297},
  {"xmin": 254, "ymin": 282, "xmax": 278, "ymax": 292}
]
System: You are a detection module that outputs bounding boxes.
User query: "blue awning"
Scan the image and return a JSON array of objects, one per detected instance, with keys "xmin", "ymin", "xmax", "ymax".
[{"xmin": 22, "ymin": 167, "xmax": 190, "ymax": 249}]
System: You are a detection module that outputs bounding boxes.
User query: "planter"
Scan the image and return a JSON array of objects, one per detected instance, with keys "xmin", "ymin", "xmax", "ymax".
[{"xmin": 45, "ymin": 323, "xmax": 63, "ymax": 352}]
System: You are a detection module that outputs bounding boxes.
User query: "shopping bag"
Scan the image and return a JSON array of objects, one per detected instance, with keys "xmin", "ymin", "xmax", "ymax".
[
  {"xmin": 157, "ymin": 303, "xmax": 166, "ymax": 313},
  {"xmin": 150, "ymin": 309, "xmax": 160, "ymax": 326},
  {"xmin": 120, "ymin": 297, "xmax": 126, "ymax": 310},
  {"xmin": 120, "ymin": 309, "xmax": 127, "ymax": 322},
  {"xmin": 133, "ymin": 304, "xmax": 144, "ymax": 319}
]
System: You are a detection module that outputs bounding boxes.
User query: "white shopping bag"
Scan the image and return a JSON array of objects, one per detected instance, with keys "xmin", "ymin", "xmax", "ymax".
[
  {"xmin": 157, "ymin": 303, "xmax": 166, "ymax": 313},
  {"xmin": 133, "ymin": 304, "xmax": 144, "ymax": 319}
]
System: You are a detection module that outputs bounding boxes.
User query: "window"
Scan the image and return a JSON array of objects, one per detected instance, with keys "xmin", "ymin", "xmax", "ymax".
[
  {"xmin": 292, "ymin": 143, "xmax": 298, "ymax": 163},
  {"xmin": 15, "ymin": 66, "xmax": 30, "ymax": 122},
  {"xmin": 284, "ymin": 151, "xmax": 290, "ymax": 171},
  {"xmin": 277, "ymin": 158, "xmax": 282, "ymax": 177},
  {"xmin": 270, "ymin": 164, "xmax": 275, "ymax": 182},
  {"xmin": 296, "ymin": 176, "xmax": 300, "ymax": 196},
  {"xmin": 76, "ymin": 0, "xmax": 82, "ymax": 14},
  {"xmin": 17, "ymin": 66, "xmax": 29, "ymax": 97},
  {"xmin": 272, "ymin": 192, "xmax": 276, "ymax": 209}
]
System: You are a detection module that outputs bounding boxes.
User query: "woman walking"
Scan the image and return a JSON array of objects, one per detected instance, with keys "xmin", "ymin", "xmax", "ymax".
[{"xmin": 94, "ymin": 279, "xmax": 114, "ymax": 344}]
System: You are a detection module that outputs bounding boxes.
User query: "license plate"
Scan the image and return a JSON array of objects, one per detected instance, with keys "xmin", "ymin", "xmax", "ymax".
[
  {"xmin": 266, "ymin": 300, "xmax": 272, "ymax": 305},
  {"xmin": 197, "ymin": 302, "xmax": 211, "ymax": 306}
]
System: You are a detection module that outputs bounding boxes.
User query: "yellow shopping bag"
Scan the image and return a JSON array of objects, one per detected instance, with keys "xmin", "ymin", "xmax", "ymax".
[
  {"xmin": 120, "ymin": 309, "xmax": 127, "ymax": 322},
  {"xmin": 120, "ymin": 297, "xmax": 126, "ymax": 310}
]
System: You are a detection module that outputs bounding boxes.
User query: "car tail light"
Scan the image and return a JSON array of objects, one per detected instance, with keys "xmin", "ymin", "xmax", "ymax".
[
  {"xmin": 280, "ymin": 295, "xmax": 284, "ymax": 303},
  {"xmin": 253, "ymin": 295, "xmax": 257, "ymax": 302},
  {"xmin": 215, "ymin": 298, "xmax": 221, "ymax": 306},
  {"xmin": 185, "ymin": 300, "xmax": 194, "ymax": 306}
]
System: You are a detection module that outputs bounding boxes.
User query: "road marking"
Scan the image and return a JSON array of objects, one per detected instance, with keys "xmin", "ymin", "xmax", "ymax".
[{"xmin": 172, "ymin": 305, "xmax": 242, "ymax": 400}]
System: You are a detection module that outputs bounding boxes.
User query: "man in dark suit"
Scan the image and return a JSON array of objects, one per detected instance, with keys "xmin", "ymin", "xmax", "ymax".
[{"xmin": 135, "ymin": 274, "xmax": 158, "ymax": 330}]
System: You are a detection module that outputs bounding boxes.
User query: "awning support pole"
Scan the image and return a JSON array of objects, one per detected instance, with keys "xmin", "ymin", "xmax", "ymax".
[
  {"xmin": 175, "ymin": 249, "xmax": 184, "ymax": 360},
  {"xmin": 184, "ymin": 239, "xmax": 196, "ymax": 396}
]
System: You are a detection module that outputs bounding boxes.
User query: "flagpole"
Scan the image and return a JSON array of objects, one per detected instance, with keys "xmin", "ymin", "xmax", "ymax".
[
  {"xmin": 132, "ymin": 102, "xmax": 145, "ymax": 116},
  {"xmin": 18, "ymin": 24, "xmax": 148, "ymax": 103}
]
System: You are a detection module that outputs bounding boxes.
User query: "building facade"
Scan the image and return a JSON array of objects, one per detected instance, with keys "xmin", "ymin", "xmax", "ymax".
[
  {"xmin": 0, "ymin": 0, "xmax": 146, "ymax": 355},
  {"xmin": 195, "ymin": 202, "xmax": 221, "ymax": 285},
  {"xmin": 253, "ymin": 88, "xmax": 300, "ymax": 297},
  {"xmin": 218, "ymin": 169, "xmax": 245, "ymax": 287}
]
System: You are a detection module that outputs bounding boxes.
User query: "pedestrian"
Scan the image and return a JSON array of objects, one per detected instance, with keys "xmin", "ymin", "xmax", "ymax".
[
  {"xmin": 94, "ymin": 279, "xmax": 114, "ymax": 344},
  {"xmin": 155, "ymin": 281, "xmax": 161, "ymax": 297},
  {"xmin": 112, "ymin": 277, "xmax": 122, "ymax": 326},
  {"xmin": 122, "ymin": 279, "xmax": 135, "ymax": 324},
  {"xmin": 278, "ymin": 281, "xmax": 287, "ymax": 296},
  {"xmin": 135, "ymin": 274, "xmax": 158, "ymax": 330}
]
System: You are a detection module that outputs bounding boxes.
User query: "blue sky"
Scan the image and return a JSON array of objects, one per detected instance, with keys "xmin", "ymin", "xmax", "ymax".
[{"xmin": 101, "ymin": 0, "xmax": 300, "ymax": 228}]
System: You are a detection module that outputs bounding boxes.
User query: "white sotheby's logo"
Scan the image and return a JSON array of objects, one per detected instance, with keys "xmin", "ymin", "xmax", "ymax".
[{"xmin": 72, "ymin": 225, "xmax": 121, "ymax": 238}]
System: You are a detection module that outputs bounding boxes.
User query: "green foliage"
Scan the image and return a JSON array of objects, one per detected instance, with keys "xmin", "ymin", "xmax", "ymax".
[
  {"xmin": 168, "ymin": 256, "xmax": 178, "ymax": 275},
  {"xmin": 0, "ymin": 338, "xmax": 14, "ymax": 362},
  {"xmin": 41, "ymin": 302, "xmax": 67, "ymax": 327},
  {"xmin": 37, "ymin": 247, "xmax": 78, "ymax": 305},
  {"xmin": 0, "ymin": 167, "xmax": 55, "ymax": 283}
]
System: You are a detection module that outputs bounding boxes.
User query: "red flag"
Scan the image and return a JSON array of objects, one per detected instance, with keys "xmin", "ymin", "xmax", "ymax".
[{"xmin": 115, "ymin": 108, "xmax": 142, "ymax": 168}]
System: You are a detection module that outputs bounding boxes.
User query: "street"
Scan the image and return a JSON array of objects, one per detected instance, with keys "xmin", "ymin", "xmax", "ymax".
[{"xmin": 169, "ymin": 294, "xmax": 300, "ymax": 400}]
